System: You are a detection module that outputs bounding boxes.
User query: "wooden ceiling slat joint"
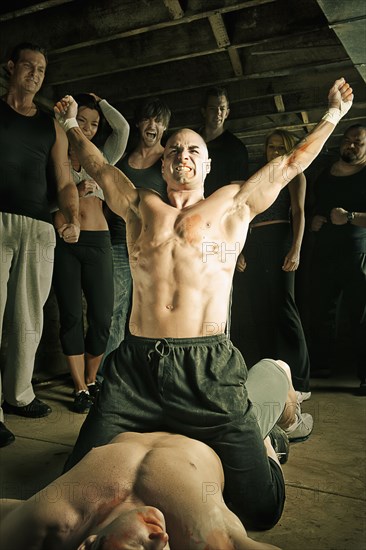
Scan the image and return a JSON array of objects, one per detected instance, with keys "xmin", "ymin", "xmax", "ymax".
[
  {"xmin": 209, "ymin": 13, "xmax": 231, "ymax": 49},
  {"xmin": 163, "ymin": 0, "xmax": 184, "ymax": 20}
]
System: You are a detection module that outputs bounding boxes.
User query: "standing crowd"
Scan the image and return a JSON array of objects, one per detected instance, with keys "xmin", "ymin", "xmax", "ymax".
[{"xmin": 0, "ymin": 41, "xmax": 364, "ymax": 549}]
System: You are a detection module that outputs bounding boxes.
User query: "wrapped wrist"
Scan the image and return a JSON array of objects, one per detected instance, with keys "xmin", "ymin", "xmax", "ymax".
[
  {"xmin": 62, "ymin": 117, "xmax": 79, "ymax": 132},
  {"xmin": 321, "ymin": 108, "xmax": 341, "ymax": 126},
  {"xmin": 56, "ymin": 115, "xmax": 79, "ymax": 132}
]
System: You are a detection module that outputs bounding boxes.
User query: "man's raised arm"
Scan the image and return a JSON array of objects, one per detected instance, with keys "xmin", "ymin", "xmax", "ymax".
[
  {"xmin": 54, "ymin": 95, "xmax": 138, "ymax": 220},
  {"xmin": 237, "ymin": 78, "xmax": 354, "ymax": 218}
]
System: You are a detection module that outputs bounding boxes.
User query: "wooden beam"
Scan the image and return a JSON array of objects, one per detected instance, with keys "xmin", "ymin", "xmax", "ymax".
[
  {"xmin": 208, "ymin": 15, "xmax": 244, "ymax": 77},
  {"xmin": 0, "ymin": 0, "xmax": 275, "ymax": 56},
  {"xmin": 228, "ymin": 47, "xmax": 243, "ymax": 76},
  {"xmin": 0, "ymin": 0, "xmax": 74, "ymax": 22},
  {"xmin": 209, "ymin": 13, "xmax": 230, "ymax": 48},
  {"xmin": 44, "ymin": 24, "xmax": 341, "ymax": 84},
  {"xmin": 54, "ymin": 58, "xmax": 358, "ymax": 111},
  {"xmin": 299, "ymin": 110, "xmax": 313, "ymax": 133},
  {"xmin": 274, "ymin": 94, "xmax": 285, "ymax": 113},
  {"xmin": 234, "ymin": 114, "xmax": 366, "ymax": 140},
  {"xmin": 43, "ymin": 22, "xmax": 347, "ymax": 87},
  {"xmin": 163, "ymin": 0, "xmax": 184, "ymax": 20}
]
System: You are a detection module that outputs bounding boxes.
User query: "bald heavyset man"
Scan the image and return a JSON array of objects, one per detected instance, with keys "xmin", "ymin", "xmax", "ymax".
[
  {"xmin": 54, "ymin": 78, "xmax": 353, "ymax": 531},
  {"xmin": 0, "ymin": 432, "xmax": 282, "ymax": 550}
]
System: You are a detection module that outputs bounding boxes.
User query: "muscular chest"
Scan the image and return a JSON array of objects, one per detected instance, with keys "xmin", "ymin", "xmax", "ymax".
[
  {"xmin": 128, "ymin": 205, "xmax": 241, "ymax": 270},
  {"xmin": 132, "ymin": 207, "xmax": 214, "ymax": 251}
]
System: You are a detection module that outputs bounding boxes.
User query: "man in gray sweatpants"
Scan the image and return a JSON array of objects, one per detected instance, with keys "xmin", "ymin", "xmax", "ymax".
[{"xmin": 0, "ymin": 42, "xmax": 80, "ymax": 447}]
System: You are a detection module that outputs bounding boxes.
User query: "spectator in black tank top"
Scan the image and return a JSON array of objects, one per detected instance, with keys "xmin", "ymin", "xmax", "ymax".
[
  {"xmin": 0, "ymin": 42, "xmax": 80, "ymax": 447},
  {"xmin": 100, "ymin": 98, "xmax": 171, "ymax": 373}
]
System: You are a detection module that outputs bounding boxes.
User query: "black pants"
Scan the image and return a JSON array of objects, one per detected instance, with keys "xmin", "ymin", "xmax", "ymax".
[
  {"xmin": 309, "ymin": 250, "xmax": 366, "ymax": 381},
  {"xmin": 231, "ymin": 224, "xmax": 310, "ymax": 392},
  {"xmin": 53, "ymin": 231, "xmax": 114, "ymax": 356},
  {"xmin": 65, "ymin": 334, "xmax": 287, "ymax": 530}
]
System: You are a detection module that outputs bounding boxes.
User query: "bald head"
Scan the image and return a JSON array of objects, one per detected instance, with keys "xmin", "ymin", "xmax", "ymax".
[
  {"xmin": 162, "ymin": 128, "xmax": 211, "ymax": 191},
  {"xmin": 164, "ymin": 128, "xmax": 209, "ymax": 159}
]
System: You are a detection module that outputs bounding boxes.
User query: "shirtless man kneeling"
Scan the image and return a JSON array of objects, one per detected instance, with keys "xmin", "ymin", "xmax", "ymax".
[
  {"xmin": 0, "ymin": 432, "xmax": 281, "ymax": 550},
  {"xmin": 53, "ymin": 78, "xmax": 353, "ymax": 531}
]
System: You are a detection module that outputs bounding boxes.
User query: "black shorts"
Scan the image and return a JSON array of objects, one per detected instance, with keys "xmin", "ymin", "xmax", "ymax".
[{"xmin": 66, "ymin": 334, "xmax": 287, "ymax": 529}]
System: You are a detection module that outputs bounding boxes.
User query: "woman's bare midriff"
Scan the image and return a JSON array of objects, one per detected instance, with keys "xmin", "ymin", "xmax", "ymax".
[{"xmin": 54, "ymin": 195, "xmax": 108, "ymax": 231}]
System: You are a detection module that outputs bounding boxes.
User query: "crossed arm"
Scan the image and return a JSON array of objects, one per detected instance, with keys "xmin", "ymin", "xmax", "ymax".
[{"xmin": 312, "ymin": 208, "xmax": 366, "ymax": 231}]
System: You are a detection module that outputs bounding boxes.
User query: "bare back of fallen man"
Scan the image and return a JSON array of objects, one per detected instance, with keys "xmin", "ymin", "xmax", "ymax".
[
  {"xmin": 54, "ymin": 79, "xmax": 353, "ymax": 339},
  {"xmin": 0, "ymin": 432, "xmax": 281, "ymax": 550}
]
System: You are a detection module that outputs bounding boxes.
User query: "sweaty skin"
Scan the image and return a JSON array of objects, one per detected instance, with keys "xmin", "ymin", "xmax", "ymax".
[
  {"xmin": 0, "ymin": 432, "xmax": 281, "ymax": 550},
  {"xmin": 54, "ymin": 79, "xmax": 353, "ymax": 339}
]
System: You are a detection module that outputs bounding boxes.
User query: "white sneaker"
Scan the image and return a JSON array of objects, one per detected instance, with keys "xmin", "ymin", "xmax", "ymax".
[
  {"xmin": 296, "ymin": 391, "xmax": 312, "ymax": 404},
  {"xmin": 285, "ymin": 403, "xmax": 314, "ymax": 442}
]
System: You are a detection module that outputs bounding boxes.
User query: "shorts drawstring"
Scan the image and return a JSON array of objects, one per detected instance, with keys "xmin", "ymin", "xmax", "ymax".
[{"xmin": 147, "ymin": 339, "xmax": 171, "ymax": 361}]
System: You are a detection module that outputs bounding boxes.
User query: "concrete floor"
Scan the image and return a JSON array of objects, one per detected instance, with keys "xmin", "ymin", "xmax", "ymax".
[{"xmin": 0, "ymin": 370, "xmax": 365, "ymax": 550}]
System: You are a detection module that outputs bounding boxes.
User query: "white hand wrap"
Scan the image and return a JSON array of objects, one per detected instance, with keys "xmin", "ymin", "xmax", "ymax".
[
  {"xmin": 321, "ymin": 108, "xmax": 342, "ymax": 126},
  {"xmin": 322, "ymin": 100, "xmax": 352, "ymax": 126},
  {"xmin": 56, "ymin": 114, "xmax": 79, "ymax": 132}
]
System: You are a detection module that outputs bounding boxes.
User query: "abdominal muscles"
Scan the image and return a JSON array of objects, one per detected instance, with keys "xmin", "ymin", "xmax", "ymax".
[{"xmin": 129, "ymin": 241, "xmax": 233, "ymax": 338}]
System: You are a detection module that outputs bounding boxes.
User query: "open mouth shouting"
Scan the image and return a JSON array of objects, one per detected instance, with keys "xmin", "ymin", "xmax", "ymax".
[{"xmin": 145, "ymin": 129, "xmax": 157, "ymax": 142}]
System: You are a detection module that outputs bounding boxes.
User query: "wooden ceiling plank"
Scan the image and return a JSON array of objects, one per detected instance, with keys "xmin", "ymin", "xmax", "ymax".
[
  {"xmin": 77, "ymin": 58, "xmax": 353, "ymax": 97},
  {"xmin": 209, "ymin": 13, "xmax": 231, "ymax": 48},
  {"xmin": 0, "ymin": 0, "xmax": 74, "ymax": 22},
  {"xmin": 316, "ymin": 0, "xmax": 366, "ymax": 84},
  {"xmin": 274, "ymin": 94, "xmax": 285, "ymax": 113},
  {"xmin": 1, "ymin": 0, "xmax": 364, "ymax": 163},
  {"xmin": 163, "ymin": 0, "xmax": 184, "ymax": 20},
  {"xmin": 43, "ymin": 22, "xmax": 348, "ymax": 87},
  {"xmin": 235, "ymin": 113, "xmax": 366, "ymax": 140},
  {"xmin": 299, "ymin": 110, "xmax": 313, "ymax": 133},
  {"xmin": 228, "ymin": 47, "xmax": 244, "ymax": 76},
  {"xmin": 51, "ymin": 8, "xmax": 327, "ymax": 55},
  {"xmin": 128, "ymin": 67, "xmax": 361, "ymax": 119},
  {"xmin": 45, "ymin": 19, "xmax": 219, "ymax": 85},
  {"xmin": 53, "ymin": 58, "xmax": 359, "ymax": 112},
  {"xmin": 0, "ymin": 0, "xmax": 275, "ymax": 57}
]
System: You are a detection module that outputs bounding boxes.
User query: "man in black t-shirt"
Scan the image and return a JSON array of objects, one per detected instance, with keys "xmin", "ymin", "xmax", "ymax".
[
  {"xmin": 309, "ymin": 124, "xmax": 366, "ymax": 394},
  {"xmin": 199, "ymin": 87, "xmax": 249, "ymax": 335},
  {"xmin": 200, "ymin": 86, "xmax": 249, "ymax": 195}
]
